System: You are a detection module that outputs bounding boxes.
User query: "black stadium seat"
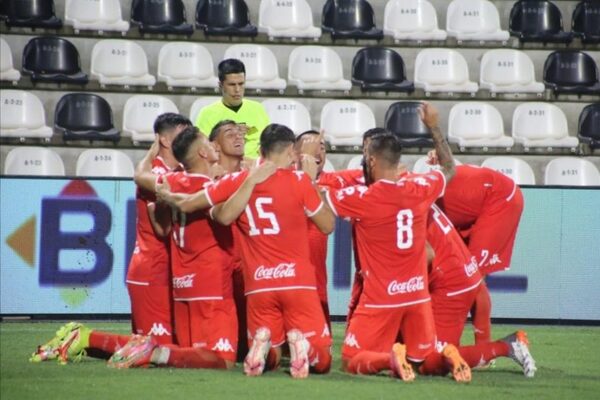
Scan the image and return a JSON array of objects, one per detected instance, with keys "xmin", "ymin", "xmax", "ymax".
[
  {"xmin": 195, "ymin": 0, "xmax": 257, "ymax": 37},
  {"xmin": 509, "ymin": 0, "xmax": 572, "ymax": 43},
  {"xmin": 578, "ymin": 103, "xmax": 600, "ymax": 149},
  {"xmin": 54, "ymin": 93, "xmax": 120, "ymax": 142},
  {"xmin": 384, "ymin": 102, "xmax": 433, "ymax": 148},
  {"xmin": 131, "ymin": 0, "xmax": 193, "ymax": 35},
  {"xmin": 351, "ymin": 47, "xmax": 413, "ymax": 92},
  {"xmin": 543, "ymin": 51, "xmax": 600, "ymax": 95},
  {"xmin": 4, "ymin": 0, "xmax": 62, "ymax": 29},
  {"xmin": 572, "ymin": 0, "xmax": 600, "ymax": 44},
  {"xmin": 22, "ymin": 37, "xmax": 88, "ymax": 84},
  {"xmin": 322, "ymin": 0, "xmax": 383, "ymax": 40}
]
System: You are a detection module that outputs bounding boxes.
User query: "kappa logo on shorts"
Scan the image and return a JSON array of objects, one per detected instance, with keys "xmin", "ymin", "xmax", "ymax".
[
  {"xmin": 254, "ymin": 263, "xmax": 296, "ymax": 280},
  {"xmin": 435, "ymin": 340, "xmax": 447, "ymax": 353},
  {"xmin": 148, "ymin": 323, "xmax": 171, "ymax": 336},
  {"xmin": 321, "ymin": 324, "xmax": 331, "ymax": 338},
  {"xmin": 212, "ymin": 338, "xmax": 235, "ymax": 352},
  {"xmin": 172, "ymin": 273, "xmax": 195, "ymax": 289},
  {"xmin": 387, "ymin": 276, "xmax": 425, "ymax": 296},
  {"xmin": 344, "ymin": 333, "xmax": 360, "ymax": 349}
]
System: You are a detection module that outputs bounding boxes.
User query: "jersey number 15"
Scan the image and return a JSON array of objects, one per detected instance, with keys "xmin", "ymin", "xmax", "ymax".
[{"xmin": 245, "ymin": 197, "xmax": 280, "ymax": 236}]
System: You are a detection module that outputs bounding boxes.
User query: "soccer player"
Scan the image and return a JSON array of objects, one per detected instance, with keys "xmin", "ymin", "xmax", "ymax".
[
  {"xmin": 196, "ymin": 59, "xmax": 270, "ymax": 159},
  {"xmin": 30, "ymin": 114, "xmax": 190, "ymax": 363}
]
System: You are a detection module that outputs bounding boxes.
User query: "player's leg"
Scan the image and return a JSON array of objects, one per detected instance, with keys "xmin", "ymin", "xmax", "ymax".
[
  {"xmin": 128, "ymin": 283, "xmax": 174, "ymax": 345},
  {"xmin": 346, "ymin": 270, "xmax": 363, "ymax": 328},
  {"xmin": 232, "ymin": 266, "xmax": 248, "ymax": 363},
  {"xmin": 470, "ymin": 281, "xmax": 492, "ymax": 343},
  {"xmin": 432, "ymin": 287, "xmax": 479, "ymax": 348}
]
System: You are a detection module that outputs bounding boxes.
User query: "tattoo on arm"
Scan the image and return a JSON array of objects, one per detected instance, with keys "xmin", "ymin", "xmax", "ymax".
[{"xmin": 430, "ymin": 126, "xmax": 455, "ymax": 182}]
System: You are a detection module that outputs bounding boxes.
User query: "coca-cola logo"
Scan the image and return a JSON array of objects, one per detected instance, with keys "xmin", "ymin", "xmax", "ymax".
[
  {"xmin": 387, "ymin": 276, "xmax": 425, "ymax": 295},
  {"xmin": 254, "ymin": 263, "xmax": 296, "ymax": 281},
  {"xmin": 464, "ymin": 257, "xmax": 478, "ymax": 277},
  {"xmin": 173, "ymin": 273, "xmax": 195, "ymax": 289}
]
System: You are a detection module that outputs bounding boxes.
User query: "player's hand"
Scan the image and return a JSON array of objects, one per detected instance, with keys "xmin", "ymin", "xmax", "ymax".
[
  {"xmin": 240, "ymin": 157, "xmax": 257, "ymax": 171},
  {"xmin": 427, "ymin": 150, "xmax": 439, "ymax": 166},
  {"xmin": 300, "ymin": 129, "xmax": 325, "ymax": 158},
  {"xmin": 155, "ymin": 179, "xmax": 173, "ymax": 205},
  {"xmin": 209, "ymin": 163, "xmax": 227, "ymax": 180},
  {"xmin": 238, "ymin": 123, "xmax": 250, "ymax": 137},
  {"xmin": 248, "ymin": 161, "xmax": 277, "ymax": 185},
  {"xmin": 301, "ymin": 154, "xmax": 319, "ymax": 182},
  {"xmin": 418, "ymin": 102, "xmax": 440, "ymax": 130}
]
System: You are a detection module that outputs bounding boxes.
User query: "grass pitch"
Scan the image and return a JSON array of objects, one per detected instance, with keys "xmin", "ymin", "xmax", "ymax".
[{"xmin": 1, "ymin": 322, "xmax": 599, "ymax": 400}]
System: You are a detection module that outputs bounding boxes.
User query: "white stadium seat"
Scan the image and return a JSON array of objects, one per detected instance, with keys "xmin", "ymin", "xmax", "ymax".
[
  {"xmin": 412, "ymin": 156, "xmax": 462, "ymax": 174},
  {"xmin": 323, "ymin": 159, "xmax": 335, "ymax": 173},
  {"xmin": 189, "ymin": 97, "xmax": 220, "ymax": 124},
  {"xmin": 76, "ymin": 149, "xmax": 135, "ymax": 178},
  {"xmin": 223, "ymin": 45, "xmax": 287, "ymax": 91},
  {"xmin": 65, "ymin": 0, "xmax": 129, "ymax": 33},
  {"xmin": 481, "ymin": 156, "xmax": 536, "ymax": 185},
  {"xmin": 258, "ymin": 0, "xmax": 321, "ymax": 39},
  {"xmin": 544, "ymin": 157, "xmax": 600, "ymax": 186},
  {"xmin": 448, "ymin": 102, "xmax": 514, "ymax": 149},
  {"xmin": 446, "ymin": 0, "xmax": 509, "ymax": 42},
  {"xmin": 480, "ymin": 50, "xmax": 545, "ymax": 94},
  {"xmin": 158, "ymin": 43, "xmax": 218, "ymax": 89},
  {"xmin": 320, "ymin": 101, "xmax": 375, "ymax": 147},
  {"xmin": 414, "ymin": 49, "xmax": 478, "ymax": 94},
  {"xmin": 91, "ymin": 40, "xmax": 155, "ymax": 86},
  {"xmin": 347, "ymin": 155, "xmax": 364, "ymax": 170},
  {"xmin": 123, "ymin": 95, "xmax": 179, "ymax": 143},
  {"xmin": 512, "ymin": 103, "xmax": 579, "ymax": 150},
  {"xmin": 384, "ymin": 0, "xmax": 447, "ymax": 41},
  {"xmin": 262, "ymin": 99, "xmax": 311, "ymax": 135},
  {"xmin": 0, "ymin": 90, "xmax": 52, "ymax": 139},
  {"xmin": 288, "ymin": 46, "xmax": 351, "ymax": 92},
  {"xmin": 0, "ymin": 37, "xmax": 21, "ymax": 82},
  {"xmin": 4, "ymin": 147, "xmax": 65, "ymax": 176}
]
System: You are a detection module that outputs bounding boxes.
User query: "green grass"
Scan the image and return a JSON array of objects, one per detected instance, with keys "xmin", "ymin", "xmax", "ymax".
[{"xmin": 1, "ymin": 322, "xmax": 599, "ymax": 400}]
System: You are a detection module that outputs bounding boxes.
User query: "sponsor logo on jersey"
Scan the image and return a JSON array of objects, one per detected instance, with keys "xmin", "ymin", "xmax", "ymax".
[
  {"xmin": 344, "ymin": 333, "xmax": 360, "ymax": 349},
  {"xmin": 387, "ymin": 276, "xmax": 425, "ymax": 296},
  {"xmin": 464, "ymin": 257, "xmax": 478, "ymax": 277},
  {"xmin": 148, "ymin": 323, "xmax": 171, "ymax": 336},
  {"xmin": 211, "ymin": 338, "xmax": 235, "ymax": 352},
  {"xmin": 172, "ymin": 273, "xmax": 195, "ymax": 289},
  {"xmin": 254, "ymin": 263, "xmax": 296, "ymax": 281}
]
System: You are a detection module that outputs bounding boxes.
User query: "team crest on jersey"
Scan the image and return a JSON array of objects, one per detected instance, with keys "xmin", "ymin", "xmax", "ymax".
[
  {"xmin": 212, "ymin": 338, "xmax": 235, "ymax": 352},
  {"xmin": 148, "ymin": 323, "xmax": 171, "ymax": 336}
]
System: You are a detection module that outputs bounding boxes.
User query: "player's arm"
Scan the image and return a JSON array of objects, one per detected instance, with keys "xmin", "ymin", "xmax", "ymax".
[
  {"xmin": 299, "ymin": 154, "xmax": 335, "ymax": 233},
  {"xmin": 155, "ymin": 180, "xmax": 211, "ymax": 214},
  {"xmin": 419, "ymin": 102, "xmax": 456, "ymax": 182},
  {"xmin": 309, "ymin": 203, "xmax": 335, "ymax": 234},
  {"xmin": 426, "ymin": 241, "xmax": 435, "ymax": 274},
  {"xmin": 147, "ymin": 202, "xmax": 171, "ymax": 237},
  {"xmin": 134, "ymin": 138, "xmax": 160, "ymax": 192}
]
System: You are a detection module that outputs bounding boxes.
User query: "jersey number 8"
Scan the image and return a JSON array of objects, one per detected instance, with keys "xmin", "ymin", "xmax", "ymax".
[{"xmin": 397, "ymin": 209, "xmax": 414, "ymax": 249}]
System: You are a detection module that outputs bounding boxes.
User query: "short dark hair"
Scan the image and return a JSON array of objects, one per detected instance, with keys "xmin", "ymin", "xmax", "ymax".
[
  {"xmin": 171, "ymin": 126, "xmax": 201, "ymax": 166},
  {"xmin": 209, "ymin": 119, "xmax": 237, "ymax": 142},
  {"xmin": 260, "ymin": 124, "xmax": 296, "ymax": 156},
  {"xmin": 368, "ymin": 134, "xmax": 403, "ymax": 166},
  {"xmin": 218, "ymin": 59, "xmax": 246, "ymax": 82},
  {"xmin": 153, "ymin": 113, "xmax": 192, "ymax": 135},
  {"xmin": 363, "ymin": 127, "xmax": 389, "ymax": 143},
  {"xmin": 295, "ymin": 129, "xmax": 319, "ymax": 142}
]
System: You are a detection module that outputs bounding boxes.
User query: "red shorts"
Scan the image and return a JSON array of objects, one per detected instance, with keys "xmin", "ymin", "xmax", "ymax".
[
  {"xmin": 464, "ymin": 188, "xmax": 524, "ymax": 275},
  {"xmin": 431, "ymin": 285, "xmax": 479, "ymax": 348},
  {"xmin": 173, "ymin": 299, "xmax": 238, "ymax": 362},
  {"xmin": 127, "ymin": 283, "xmax": 173, "ymax": 345},
  {"xmin": 346, "ymin": 271, "xmax": 364, "ymax": 326},
  {"xmin": 246, "ymin": 289, "xmax": 332, "ymax": 350},
  {"xmin": 342, "ymin": 301, "xmax": 436, "ymax": 363}
]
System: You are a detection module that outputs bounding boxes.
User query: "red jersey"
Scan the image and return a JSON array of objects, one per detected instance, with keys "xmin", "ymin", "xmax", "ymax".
[
  {"xmin": 205, "ymin": 169, "xmax": 323, "ymax": 296},
  {"xmin": 126, "ymin": 157, "xmax": 171, "ymax": 286},
  {"xmin": 165, "ymin": 172, "xmax": 233, "ymax": 301},
  {"xmin": 436, "ymin": 165, "xmax": 517, "ymax": 230},
  {"xmin": 327, "ymin": 171, "xmax": 446, "ymax": 307},
  {"xmin": 427, "ymin": 204, "xmax": 482, "ymax": 296}
]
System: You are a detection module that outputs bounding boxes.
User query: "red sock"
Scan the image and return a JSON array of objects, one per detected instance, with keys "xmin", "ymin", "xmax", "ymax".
[
  {"xmin": 346, "ymin": 351, "xmax": 390, "ymax": 375},
  {"xmin": 471, "ymin": 283, "xmax": 492, "ymax": 343},
  {"xmin": 88, "ymin": 331, "xmax": 131, "ymax": 355},
  {"xmin": 265, "ymin": 348, "xmax": 280, "ymax": 371},
  {"xmin": 166, "ymin": 347, "xmax": 227, "ymax": 369},
  {"xmin": 308, "ymin": 344, "xmax": 332, "ymax": 374},
  {"xmin": 457, "ymin": 341, "xmax": 509, "ymax": 367}
]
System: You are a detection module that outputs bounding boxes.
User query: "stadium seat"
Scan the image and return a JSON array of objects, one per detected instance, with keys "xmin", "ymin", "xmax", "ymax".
[
  {"xmin": 0, "ymin": 37, "xmax": 20, "ymax": 82},
  {"xmin": 4, "ymin": 0, "xmax": 62, "ymax": 29},
  {"xmin": 91, "ymin": 40, "xmax": 156, "ymax": 87},
  {"xmin": 54, "ymin": 93, "xmax": 120, "ymax": 142},
  {"xmin": 446, "ymin": 0, "xmax": 509, "ymax": 42},
  {"xmin": 195, "ymin": 0, "xmax": 257, "ymax": 37},
  {"xmin": 414, "ymin": 49, "xmax": 478, "ymax": 94},
  {"xmin": 572, "ymin": 0, "xmax": 600, "ymax": 44},
  {"xmin": 509, "ymin": 0, "xmax": 573, "ymax": 43},
  {"xmin": 4, "ymin": 147, "xmax": 65, "ymax": 176},
  {"xmin": 479, "ymin": 49, "xmax": 545, "ymax": 95},
  {"xmin": 123, "ymin": 95, "xmax": 179, "ymax": 143},
  {"xmin": 76, "ymin": 149, "xmax": 135, "ymax": 178},
  {"xmin": 481, "ymin": 156, "xmax": 536, "ymax": 185},
  {"xmin": 320, "ymin": 100, "xmax": 375, "ymax": 147},
  {"xmin": 347, "ymin": 155, "xmax": 363, "ymax": 170},
  {"xmin": 64, "ymin": 0, "xmax": 129, "ymax": 33},
  {"xmin": 383, "ymin": 0, "xmax": 447, "ymax": 41},
  {"xmin": 323, "ymin": 159, "xmax": 335, "ymax": 172},
  {"xmin": 384, "ymin": 102, "xmax": 432, "ymax": 147},
  {"xmin": 223, "ymin": 45, "xmax": 286, "ymax": 91},
  {"xmin": 262, "ymin": 99, "xmax": 311, "ymax": 135},
  {"xmin": 258, "ymin": 0, "xmax": 321, "ymax": 39},
  {"xmin": 0, "ymin": 90, "xmax": 52, "ymax": 139},
  {"xmin": 351, "ymin": 47, "xmax": 414, "ymax": 92},
  {"xmin": 512, "ymin": 103, "xmax": 579, "ymax": 150},
  {"xmin": 131, "ymin": 0, "xmax": 193, "ymax": 35},
  {"xmin": 189, "ymin": 97, "xmax": 219, "ymax": 123},
  {"xmin": 321, "ymin": 0, "xmax": 383, "ymax": 40},
  {"xmin": 21, "ymin": 36, "xmax": 88, "ymax": 84},
  {"xmin": 412, "ymin": 156, "xmax": 462, "ymax": 174},
  {"xmin": 157, "ymin": 42, "xmax": 218, "ymax": 89},
  {"xmin": 543, "ymin": 51, "xmax": 600, "ymax": 95},
  {"xmin": 578, "ymin": 103, "xmax": 600, "ymax": 149},
  {"xmin": 544, "ymin": 157, "xmax": 600, "ymax": 186},
  {"xmin": 448, "ymin": 102, "xmax": 514, "ymax": 149},
  {"xmin": 288, "ymin": 46, "xmax": 351, "ymax": 92}
]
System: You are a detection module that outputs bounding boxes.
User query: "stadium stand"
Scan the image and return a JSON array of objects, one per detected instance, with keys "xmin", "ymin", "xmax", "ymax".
[
  {"xmin": 384, "ymin": 101, "xmax": 432, "ymax": 148},
  {"xmin": 21, "ymin": 36, "xmax": 88, "ymax": 84},
  {"xmin": 572, "ymin": 0, "xmax": 600, "ymax": 44},
  {"xmin": 3, "ymin": 0, "xmax": 62, "ymax": 29},
  {"xmin": 91, "ymin": 39, "xmax": 156, "ymax": 87},
  {"xmin": 351, "ymin": 47, "xmax": 414, "ymax": 93},
  {"xmin": 321, "ymin": 100, "xmax": 375, "ymax": 147},
  {"xmin": 54, "ymin": 93, "xmax": 120, "ymax": 142},
  {"xmin": 223, "ymin": 44, "xmax": 287, "ymax": 91},
  {"xmin": 479, "ymin": 49, "xmax": 545, "ymax": 95},
  {"xmin": 578, "ymin": 103, "xmax": 600, "ymax": 150},
  {"xmin": 321, "ymin": 0, "xmax": 383, "ymax": 40},
  {"xmin": 544, "ymin": 157, "xmax": 600, "ymax": 186},
  {"xmin": 64, "ymin": 0, "xmax": 129, "ymax": 33},
  {"xmin": 157, "ymin": 42, "xmax": 218, "ymax": 89},
  {"xmin": 509, "ymin": 0, "xmax": 573, "ymax": 43},
  {"xmin": 131, "ymin": 0, "xmax": 193, "ymax": 35},
  {"xmin": 262, "ymin": 99, "xmax": 312, "ymax": 136},
  {"xmin": 258, "ymin": 0, "xmax": 321, "ymax": 40},
  {"xmin": 448, "ymin": 102, "xmax": 514, "ymax": 150},
  {"xmin": 0, "ymin": 37, "xmax": 20, "ymax": 82},
  {"xmin": 383, "ymin": 0, "xmax": 447, "ymax": 41},
  {"xmin": 347, "ymin": 154, "xmax": 363, "ymax": 170},
  {"xmin": 189, "ymin": 97, "xmax": 220, "ymax": 123},
  {"xmin": 195, "ymin": 0, "xmax": 258, "ymax": 37},
  {"xmin": 76, "ymin": 149, "xmax": 135, "ymax": 178},
  {"xmin": 512, "ymin": 103, "xmax": 579, "ymax": 151},
  {"xmin": 414, "ymin": 49, "xmax": 478, "ymax": 94},
  {"xmin": 543, "ymin": 51, "xmax": 600, "ymax": 95},
  {"xmin": 481, "ymin": 156, "xmax": 536, "ymax": 185},
  {"xmin": 4, "ymin": 147, "xmax": 65, "ymax": 176},
  {"xmin": 0, "ymin": 90, "xmax": 52, "ymax": 140},
  {"xmin": 123, "ymin": 95, "xmax": 179, "ymax": 143},
  {"xmin": 446, "ymin": 0, "xmax": 509, "ymax": 42},
  {"xmin": 288, "ymin": 46, "xmax": 351, "ymax": 92},
  {"xmin": 412, "ymin": 155, "xmax": 462, "ymax": 174}
]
